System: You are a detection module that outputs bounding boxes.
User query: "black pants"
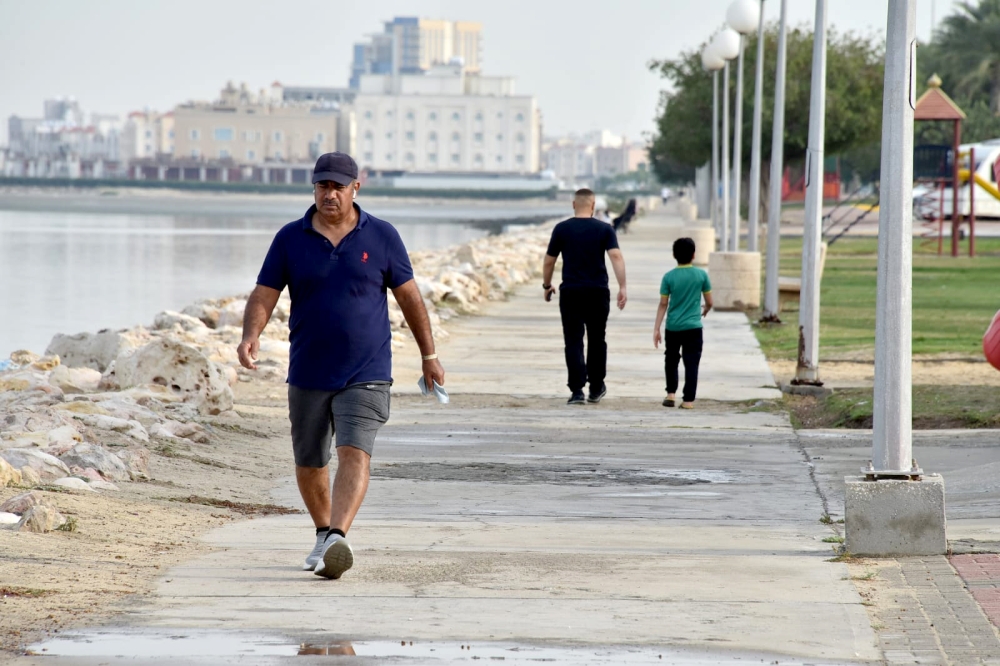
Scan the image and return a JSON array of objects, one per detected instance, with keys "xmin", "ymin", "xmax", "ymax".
[
  {"xmin": 559, "ymin": 288, "xmax": 610, "ymax": 393},
  {"xmin": 664, "ymin": 328, "xmax": 703, "ymax": 403}
]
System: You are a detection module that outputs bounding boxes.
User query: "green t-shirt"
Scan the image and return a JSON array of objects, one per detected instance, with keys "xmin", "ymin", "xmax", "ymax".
[{"xmin": 660, "ymin": 265, "xmax": 712, "ymax": 331}]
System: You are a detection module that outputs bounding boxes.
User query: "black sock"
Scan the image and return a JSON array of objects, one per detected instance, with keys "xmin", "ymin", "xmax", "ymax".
[
  {"xmin": 316, "ymin": 526, "xmax": 330, "ymax": 536},
  {"xmin": 328, "ymin": 528, "xmax": 346, "ymax": 539}
]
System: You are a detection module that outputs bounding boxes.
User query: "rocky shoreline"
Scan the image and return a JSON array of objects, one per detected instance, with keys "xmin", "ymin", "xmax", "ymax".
[{"xmin": 0, "ymin": 221, "xmax": 555, "ymax": 533}]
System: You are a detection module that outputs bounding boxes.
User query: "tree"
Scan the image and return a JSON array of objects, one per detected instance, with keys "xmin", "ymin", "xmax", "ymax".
[
  {"xmin": 647, "ymin": 24, "xmax": 885, "ymax": 182},
  {"xmin": 921, "ymin": 0, "xmax": 1000, "ymax": 116}
]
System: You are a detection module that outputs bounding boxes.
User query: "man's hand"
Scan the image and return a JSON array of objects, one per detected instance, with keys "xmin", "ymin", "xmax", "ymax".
[
  {"xmin": 544, "ymin": 286, "xmax": 557, "ymax": 302},
  {"xmin": 617, "ymin": 287, "xmax": 628, "ymax": 310},
  {"xmin": 702, "ymin": 304, "xmax": 711, "ymax": 318},
  {"xmin": 237, "ymin": 338, "xmax": 260, "ymax": 370},
  {"xmin": 422, "ymin": 357, "xmax": 445, "ymax": 390},
  {"xmin": 653, "ymin": 328, "xmax": 662, "ymax": 349}
]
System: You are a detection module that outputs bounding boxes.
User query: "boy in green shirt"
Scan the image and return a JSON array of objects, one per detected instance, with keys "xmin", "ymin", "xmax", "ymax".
[{"xmin": 653, "ymin": 238, "xmax": 713, "ymax": 409}]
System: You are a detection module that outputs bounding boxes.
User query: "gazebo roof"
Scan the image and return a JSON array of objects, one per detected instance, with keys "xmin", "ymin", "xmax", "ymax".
[{"xmin": 915, "ymin": 74, "xmax": 966, "ymax": 121}]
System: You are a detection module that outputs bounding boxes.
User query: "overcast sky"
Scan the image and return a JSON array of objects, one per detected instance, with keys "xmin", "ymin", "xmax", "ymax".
[{"xmin": 0, "ymin": 0, "xmax": 960, "ymax": 146}]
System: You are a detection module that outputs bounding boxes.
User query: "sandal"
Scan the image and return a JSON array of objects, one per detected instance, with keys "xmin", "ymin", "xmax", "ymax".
[{"xmin": 662, "ymin": 398, "xmax": 676, "ymax": 407}]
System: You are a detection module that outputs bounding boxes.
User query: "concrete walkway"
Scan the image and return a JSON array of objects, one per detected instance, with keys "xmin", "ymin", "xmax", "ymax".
[{"xmin": 25, "ymin": 210, "xmax": 882, "ymax": 664}]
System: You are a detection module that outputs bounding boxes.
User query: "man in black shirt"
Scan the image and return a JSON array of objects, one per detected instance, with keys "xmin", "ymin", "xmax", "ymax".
[{"xmin": 542, "ymin": 189, "xmax": 628, "ymax": 405}]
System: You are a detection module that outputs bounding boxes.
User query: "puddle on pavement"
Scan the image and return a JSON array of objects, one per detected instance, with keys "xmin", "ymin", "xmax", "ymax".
[
  {"xmin": 373, "ymin": 462, "xmax": 734, "ymax": 487},
  {"xmin": 29, "ymin": 630, "xmax": 850, "ymax": 664}
]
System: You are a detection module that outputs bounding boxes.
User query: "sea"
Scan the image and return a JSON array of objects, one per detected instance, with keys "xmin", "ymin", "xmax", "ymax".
[{"xmin": 0, "ymin": 191, "xmax": 565, "ymax": 358}]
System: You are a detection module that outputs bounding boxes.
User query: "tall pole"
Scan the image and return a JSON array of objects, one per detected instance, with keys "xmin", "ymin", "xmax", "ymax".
[
  {"xmin": 730, "ymin": 36, "xmax": 745, "ymax": 251},
  {"xmin": 721, "ymin": 61, "xmax": 731, "ymax": 252},
  {"xmin": 794, "ymin": 0, "xmax": 827, "ymax": 385},
  {"xmin": 872, "ymin": 0, "xmax": 916, "ymax": 474},
  {"xmin": 712, "ymin": 70, "xmax": 721, "ymax": 241},
  {"xmin": 747, "ymin": 1, "xmax": 767, "ymax": 252},
  {"xmin": 763, "ymin": 0, "xmax": 789, "ymax": 320}
]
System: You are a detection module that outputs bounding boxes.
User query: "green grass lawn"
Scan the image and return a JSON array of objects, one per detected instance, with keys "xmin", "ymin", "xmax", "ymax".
[{"xmin": 752, "ymin": 237, "xmax": 1000, "ymax": 360}]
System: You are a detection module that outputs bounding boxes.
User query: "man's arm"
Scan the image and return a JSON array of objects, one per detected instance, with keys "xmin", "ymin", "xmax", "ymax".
[
  {"xmin": 391, "ymin": 278, "xmax": 445, "ymax": 388},
  {"xmin": 653, "ymin": 295, "xmax": 669, "ymax": 348},
  {"xmin": 608, "ymin": 248, "xmax": 627, "ymax": 310},
  {"xmin": 238, "ymin": 284, "xmax": 281, "ymax": 370},
  {"xmin": 542, "ymin": 254, "xmax": 557, "ymax": 302},
  {"xmin": 702, "ymin": 291, "xmax": 714, "ymax": 318}
]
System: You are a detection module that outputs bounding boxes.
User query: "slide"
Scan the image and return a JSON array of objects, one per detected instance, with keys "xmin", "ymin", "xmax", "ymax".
[{"xmin": 958, "ymin": 168, "xmax": 1000, "ymax": 202}]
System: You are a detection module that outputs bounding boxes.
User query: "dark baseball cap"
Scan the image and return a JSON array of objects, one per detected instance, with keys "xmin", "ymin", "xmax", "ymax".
[{"xmin": 312, "ymin": 152, "xmax": 359, "ymax": 185}]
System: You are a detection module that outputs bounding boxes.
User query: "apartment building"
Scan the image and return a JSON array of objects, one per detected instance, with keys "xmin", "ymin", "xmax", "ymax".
[
  {"xmin": 350, "ymin": 17, "xmax": 483, "ymax": 88},
  {"xmin": 353, "ymin": 64, "xmax": 539, "ymax": 174},
  {"xmin": 120, "ymin": 110, "xmax": 174, "ymax": 162},
  {"xmin": 171, "ymin": 82, "xmax": 349, "ymax": 165}
]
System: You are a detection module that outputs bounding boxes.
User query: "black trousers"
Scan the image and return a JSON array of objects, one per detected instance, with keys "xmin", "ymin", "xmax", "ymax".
[
  {"xmin": 559, "ymin": 288, "xmax": 610, "ymax": 393},
  {"xmin": 664, "ymin": 328, "xmax": 703, "ymax": 403}
]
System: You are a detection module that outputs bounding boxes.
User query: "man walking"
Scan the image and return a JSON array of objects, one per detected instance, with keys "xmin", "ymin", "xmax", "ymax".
[
  {"xmin": 237, "ymin": 152, "xmax": 445, "ymax": 580},
  {"xmin": 542, "ymin": 188, "xmax": 627, "ymax": 405}
]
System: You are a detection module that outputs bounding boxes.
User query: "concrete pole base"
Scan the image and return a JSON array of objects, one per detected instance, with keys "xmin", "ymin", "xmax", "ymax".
[
  {"xmin": 707, "ymin": 252, "xmax": 761, "ymax": 310},
  {"xmin": 682, "ymin": 227, "xmax": 716, "ymax": 266},
  {"xmin": 845, "ymin": 474, "xmax": 947, "ymax": 556}
]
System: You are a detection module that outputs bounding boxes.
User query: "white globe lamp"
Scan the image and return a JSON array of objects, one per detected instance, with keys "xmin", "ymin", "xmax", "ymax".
[
  {"xmin": 701, "ymin": 44, "xmax": 725, "ymax": 71},
  {"xmin": 712, "ymin": 28, "xmax": 741, "ymax": 61},
  {"xmin": 727, "ymin": 0, "xmax": 761, "ymax": 35}
]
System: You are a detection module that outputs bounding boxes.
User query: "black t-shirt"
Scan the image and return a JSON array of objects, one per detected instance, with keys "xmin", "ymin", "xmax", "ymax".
[{"xmin": 546, "ymin": 217, "xmax": 620, "ymax": 290}]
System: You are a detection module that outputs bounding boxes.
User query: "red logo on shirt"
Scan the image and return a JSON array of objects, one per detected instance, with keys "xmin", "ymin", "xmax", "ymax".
[{"xmin": 361, "ymin": 252, "xmax": 369, "ymax": 263}]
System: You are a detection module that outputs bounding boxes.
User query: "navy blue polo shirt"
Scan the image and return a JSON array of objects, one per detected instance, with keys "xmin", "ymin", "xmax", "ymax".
[{"xmin": 256, "ymin": 204, "xmax": 414, "ymax": 391}]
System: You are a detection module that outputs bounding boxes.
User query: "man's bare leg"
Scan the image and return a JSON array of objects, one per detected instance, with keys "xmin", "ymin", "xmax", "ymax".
[
  {"xmin": 329, "ymin": 445, "xmax": 371, "ymax": 534},
  {"xmin": 296, "ymin": 466, "xmax": 331, "ymax": 528}
]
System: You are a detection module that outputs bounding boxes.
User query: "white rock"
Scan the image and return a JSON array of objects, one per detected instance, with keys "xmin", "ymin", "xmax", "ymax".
[
  {"xmin": 153, "ymin": 310, "xmax": 210, "ymax": 332},
  {"xmin": 48, "ymin": 365, "xmax": 102, "ymax": 393},
  {"xmin": 114, "ymin": 338, "xmax": 234, "ymax": 415},
  {"xmin": 47, "ymin": 329, "xmax": 148, "ymax": 372},
  {"xmin": 88, "ymin": 480, "xmax": 120, "ymax": 491},
  {"xmin": 47, "ymin": 425, "xmax": 84, "ymax": 447},
  {"xmin": 19, "ymin": 466, "xmax": 41, "ymax": 487},
  {"xmin": 216, "ymin": 300, "xmax": 248, "ymax": 329},
  {"xmin": 0, "ymin": 448, "xmax": 70, "ymax": 481},
  {"xmin": 0, "ymin": 512, "xmax": 20, "ymax": 525},
  {"xmin": 17, "ymin": 505, "xmax": 67, "ymax": 532},
  {"xmin": 0, "ymin": 456, "xmax": 22, "ymax": 488},
  {"xmin": 52, "ymin": 477, "xmax": 96, "ymax": 492},
  {"xmin": 70, "ymin": 414, "xmax": 149, "ymax": 442},
  {"xmin": 58, "ymin": 443, "xmax": 131, "ymax": 481}
]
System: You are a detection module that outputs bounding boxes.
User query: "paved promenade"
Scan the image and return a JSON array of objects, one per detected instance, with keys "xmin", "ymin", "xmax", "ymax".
[{"xmin": 21, "ymin": 209, "xmax": 1000, "ymax": 664}]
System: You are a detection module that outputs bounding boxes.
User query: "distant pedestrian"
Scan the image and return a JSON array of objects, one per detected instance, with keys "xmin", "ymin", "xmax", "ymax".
[
  {"xmin": 595, "ymin": 208, "xmax": 612, "ymax": 224},
  {"xmin": 653, "ymin": 237, "xmax": 712, "ymax": 409},
  {"xmin": 661, "ymin": 186, "xmax": 672, "ymax": 205},
  {"xmin": 543, "ymin": 188, "xmax": 628, "ymax": 405},
  {"xmin": 612, "ymin": 198, "xmax": 637, "ymax": 234},
  {"xmin": 237, "ymin": 152, "xmax": 445, "ymax": 580}
]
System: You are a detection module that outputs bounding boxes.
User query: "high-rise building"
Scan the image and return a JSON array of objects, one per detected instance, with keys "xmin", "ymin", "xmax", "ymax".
[{"xmin": 350, "ymin": 17, "xmax": 483, "ymax": 89}]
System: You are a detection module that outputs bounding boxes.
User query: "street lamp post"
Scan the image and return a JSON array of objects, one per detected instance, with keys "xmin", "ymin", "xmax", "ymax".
[
  {"xmin": 873, "ymin": 0, "xmax": 916, "ymax": 475},
  {"xmin": 793, "ymin": 0, "xmax": 827, "ymax": 386},
  {"xmin": 702, "ymin": 45, "xmax": 726, "ymax": 242},
  {"xmin": 763, "ymin": 0, "xmax": 789, "ymax": 321},
  {"xmin": 747, "ymin": 0, "xmax": 766, "ymax": 252},
  {"xmin": 713, "ymin": 29, "xmax": 741, "ymax": 254},
  {"xmin": 727, "ymin": 0, "xmax": 761, "ymax": 252}
]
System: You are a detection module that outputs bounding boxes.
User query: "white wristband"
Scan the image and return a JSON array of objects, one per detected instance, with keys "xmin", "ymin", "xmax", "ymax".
[{"xmin": 421, "ymin": 354, "xmax": 438, "ymax": 361}]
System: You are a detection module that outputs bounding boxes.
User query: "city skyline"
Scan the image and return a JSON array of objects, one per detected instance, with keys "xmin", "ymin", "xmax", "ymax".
[{"xmin": 0, "ymin": 0, "xmax": 959, "ymax": 147}]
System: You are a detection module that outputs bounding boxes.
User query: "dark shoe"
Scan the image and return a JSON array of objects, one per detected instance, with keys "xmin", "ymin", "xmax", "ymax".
[
  {"xmin": 567, "ymin": 391, "xmax": 586, "ymax": 405},
  {"xmin": 662, "ymin": 397, "xmax": 676, "ymax": 407},
  {"xmin": 587, "ymin": 384, "xmax": 607, "ymax": 403}
]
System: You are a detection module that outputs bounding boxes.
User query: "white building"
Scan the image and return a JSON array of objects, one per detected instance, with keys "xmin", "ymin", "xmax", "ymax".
[
  {"xmin": 352, "ymin": 64, "xmax": 540, "ymax": 174},
  {"xmin": 543, "ymin": 131, "xmax": 649, "ymax": 184},
  {"xmin": 120, "ymin": 110, "xmax": 175, "ymax": 163}
]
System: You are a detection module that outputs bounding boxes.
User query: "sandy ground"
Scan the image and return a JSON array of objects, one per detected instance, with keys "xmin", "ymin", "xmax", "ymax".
[
  {"xmin": 0, "ymin": 381, "xmax": 294, "ymax": 656},
  {"xmin": 767, "ymin": 357, "xmax": 1000, "ymax": 388}
]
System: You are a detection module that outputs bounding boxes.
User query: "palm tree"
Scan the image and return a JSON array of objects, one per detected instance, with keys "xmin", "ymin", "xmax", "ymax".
[{"xmin": 931, "ymin": 0, "xmax": 1000, "ymax": 115}]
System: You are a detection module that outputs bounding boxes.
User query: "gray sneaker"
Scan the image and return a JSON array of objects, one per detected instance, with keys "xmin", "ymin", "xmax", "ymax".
[
  {"xmin": 303, "ymin": 531, "xmax": 328, "ymax": 571},
  {"xmin": 314, "ymin": 534, "xmax": 354, "ymax": 580}
]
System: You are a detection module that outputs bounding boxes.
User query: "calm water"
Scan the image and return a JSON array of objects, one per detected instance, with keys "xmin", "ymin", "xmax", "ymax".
[{"xmin": 0, "ymin": 195, "xmax": 564, "ymax": 357}]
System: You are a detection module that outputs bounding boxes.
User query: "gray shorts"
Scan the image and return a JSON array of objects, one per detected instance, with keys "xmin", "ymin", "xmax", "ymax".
[{"xmin": 287, "ymin": 382, "xmax": 391, "ymax": 467}]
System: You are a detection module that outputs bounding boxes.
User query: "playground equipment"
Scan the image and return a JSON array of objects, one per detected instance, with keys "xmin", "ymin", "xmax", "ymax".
[
  {"xmin": 913, "ymin": 74, "xmax": 1000, "ymax": 257},
  {"xmin": 986, "ymin": 310, "xmax": 1000, "ymax": 371}
]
